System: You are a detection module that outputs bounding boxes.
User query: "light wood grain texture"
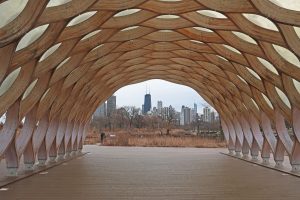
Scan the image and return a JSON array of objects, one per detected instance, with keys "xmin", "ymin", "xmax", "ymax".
[
  {"xmin": 0, "ymin": 0, "xmax": 299, "ymax": 172},
  {"xmin": 1, "ymin": 146, "xmax": 300, "ymax": 200}
]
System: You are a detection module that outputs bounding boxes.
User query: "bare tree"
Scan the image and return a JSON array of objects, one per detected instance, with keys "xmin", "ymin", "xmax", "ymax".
[
  {"xmin": 114, "ymin": 108, "xmax": 128, "ymax": 129},
  {"xmin": 134, "ymin": 114, "xmax": 145, "ymax": 128},
  {"xmin": 123, "ymin": 106, "xmax": 140, "ymax": 128},
  {"xmin": 164, "ymin": 106, "xmax": 176, "ymax": 135},
  {"xmin": 91, "ymin": 116, "xmax": 108, "ymax": 131}
]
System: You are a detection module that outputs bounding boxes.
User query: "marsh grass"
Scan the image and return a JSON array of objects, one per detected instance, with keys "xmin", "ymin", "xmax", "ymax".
[{"xmin": 85, "ymin": 129, "xmax": 226, "ymax": 148}]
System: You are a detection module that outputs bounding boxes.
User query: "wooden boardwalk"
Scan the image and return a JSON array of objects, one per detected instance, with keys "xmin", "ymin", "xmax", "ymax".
[{"xmin": 1, "ymin": 146, "xmax": 300, "ymax": 200}]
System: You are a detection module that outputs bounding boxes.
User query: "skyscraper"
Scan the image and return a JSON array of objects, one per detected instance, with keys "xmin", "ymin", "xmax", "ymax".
[
  {"xmin": 157, "ymin": 101, "xmax": 163, "ymax": 114},
  {"xmin": 203, "ymin": 106, "xmax": 211, "ymax": 122},
  {"xmin": 180, "ymin": 106, "xmax": 185, "ymax": 126},
  {"xmin": 143, "ymin": 93, "xmax": 151, "ymax": 114},
  {"xmin": 184, "ymin": 107, "xmax": 191, "ymax": 125},
  {"xmin": 107, "ymin": 95, "xmax": 116, "ymax": 116},
  {"xmin": 191, "ymin": 103, "xmax": 197, "ymax": 122},
  {"xmin": 180, "ymin": 106, "xmax": 191, "ymax": 125},
  {"xmin": 211, "ymin": 111, "xmax": 216, "ymax": 122},
  {"xmin": 94, "ymin": 103, "xmax": 106, "ymax": 117}
]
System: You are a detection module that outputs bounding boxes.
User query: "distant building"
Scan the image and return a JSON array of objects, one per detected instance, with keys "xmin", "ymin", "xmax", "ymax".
[
  {"xmin": 211, "ymin": 111, "xmax": 216, "ymax": 122},
  {"xmin": 180, "ymin": 106, "xmax": 185, "ymax": 126},
  {"xmin": 107, "ymin": 95, "xmax": 116, "ymax": 116},
  {"xmin": 168, "ymin": 105, "xmax": 176, "ymax": 119},
  {"xmin": 191, "ymin": 109, "xmax": 197, "ymax": 122},
  {"xmin": 94, "ymin": 103, "xmax": 106, "ymax": 117},
  {"xmin": 162, "ymin": 107, "xmax": 169, "ymax": 119},
  {"xmin": 152, "ymin": 107, "xmax": 158, "ymax": 115},
  {"xmin": 142, "ymin": 104, "xmax": 144, "ymax": 114},
  {"xmin": 203, "ymin": 106, "xmax": 211, "ymax": 122},
  {"xmin": 175, "ymin": 111, "xmax": 181, "ymax": 125},
  {"xmin": 180, "ymin": 106, "xmax": 191, "ymax": 125},
  {"xmin": 161, "ymin": 105, "xmax": 176, "ymax": 120},
  {"xmin": 143, "ymin": 93, "xmax": 151, "ymax": 114},
  {"xmin": 200, "ymin": 114, "xmax": 204, "ymax": 122},
  {"xmin": 157, "ymin": 101, "xmax": 163, "ymax": 114},
  {"xmin": 194, "ymin": 103, "xmax": 197, "ymax": 115},
  {"xmin": 184, "ymin": 107, "xmax": 191, "ymax": 125}
]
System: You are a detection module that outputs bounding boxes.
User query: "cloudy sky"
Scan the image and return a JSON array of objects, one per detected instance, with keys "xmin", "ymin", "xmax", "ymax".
[{"xmin": 115, "ymin": 79, "xmax": 211, "ymax": 113}]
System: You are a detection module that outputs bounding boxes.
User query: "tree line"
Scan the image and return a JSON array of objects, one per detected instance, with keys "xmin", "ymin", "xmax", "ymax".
[{"xmin": 90, "ymin": 106, "xmax": 222, "ymax": 136}]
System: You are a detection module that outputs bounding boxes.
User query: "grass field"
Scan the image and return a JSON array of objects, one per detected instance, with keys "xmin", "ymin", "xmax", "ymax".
[{"xmin": 85, "ymin": 129, "xmax": 226, "ymax": 148}]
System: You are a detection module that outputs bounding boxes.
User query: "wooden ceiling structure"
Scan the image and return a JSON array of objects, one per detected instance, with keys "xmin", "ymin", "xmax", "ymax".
[{"xmin": 0, "ymin": 0, "xmax": 300, "ymax": 175}]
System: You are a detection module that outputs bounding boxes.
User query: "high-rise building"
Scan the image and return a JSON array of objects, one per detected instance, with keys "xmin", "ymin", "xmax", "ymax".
[
  {"xmin": 94, "ymin": 103, "xmax": 106, "ymax": 117},
  {"xmin": 180, "ymin": 106, "xmax": 185, "ymax": 126},
  {"xmin": 107, "ymin": 95, "xmax": 116, "ymax": 116},
  {"xmin": 162, "ymin": 107, "xmax": 169, "ymax": 119},
  {"xmin": 188, "ymin": 103, "xmax": 197, "ymax": 122},
  {"xmin": 191, "ymin": 108, "xmax": 195, "ymax": 122},
  {"xmin": 180, "ymin": 106, "xmax": 191, "ymax": 125},
  {"xmin": 143, "ymin": 93, "xmax": 151, "ymax": 114},
  {"xmin": 157, "ymin": 101, "xmax": 163, "ymax": 114},
  {"xmin": 174, "ymin": 111, "xmax": 181, "ymax": 125},
  {"xmin": 203, "ymin": 106, "xmax": 211, "ymax": 122},
  {"xmin": 184, "ymin": 107, "xmax": 191, "ymax": 125},
  {"xmin": 210, "ymin": 111, "xmax": 216, "ymax": 122},
  {"xmin": 166, "ymin": 105, "xmax": 175, "ymax": 120},
  {"xmin": 152, "ymin": 107, "xmax": 158, "ymax": 115},
  {"xmin": 200, "ymin": 114, "xmax": 204, "ymax": 122}
]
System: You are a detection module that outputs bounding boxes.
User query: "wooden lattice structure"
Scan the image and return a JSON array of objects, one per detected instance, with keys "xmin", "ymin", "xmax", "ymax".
[{"xmin": 0, "ymin": 0, "xmax": 300, "ymax": 175}]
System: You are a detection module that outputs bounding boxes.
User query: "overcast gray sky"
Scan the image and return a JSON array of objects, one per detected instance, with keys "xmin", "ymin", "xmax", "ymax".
[{"xmin": 115, "ymin": 79, "xmax": 211, "ymax": 113}]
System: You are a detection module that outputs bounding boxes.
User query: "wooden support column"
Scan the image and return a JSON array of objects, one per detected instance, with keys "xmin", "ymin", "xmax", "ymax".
[
  {"xmin": 291, "ymin": 108, "xmax": 300, "ymax": 172},
  {"xmin": 226, "ymin": 121, "xmax": 237, "ymax": 155},
  {"xmin": 0, "ymin": 101, "xmax": 20, "ymax": 176},
  {"xmin": 290, "ymin": 140, "xmax": 300, "ymax": 172},
  {"xmin": 16, "ymin": 106, "xmax": 37, "ymax": 170},
  {"xmin": 48, "ymin": 138, "xmax": 57, "ymax": 163},
  {"xmin": 64, "ymin": 121, "xmax": 74, "ymax": 158},
  {"xmin": 233, "ymin": 119, "xmax": 244, "ymax": 157},
  {"xmin": 33, "ymin": 112, "xmax": 49, "ymax": 164},
  {"xmin": 45, "ymin": 119, "xmax": 59, "ymax": 162},
  {"xmin": 242, "ymin": 135, "xmax": 250, "ymax": 159},
  {"xmin": 260, "ymin": 112, "xmax": 277, "ymax": 165},
  {"xmin": 220, "ymin": 120, "xmax": 235, "ymax": 154},
  {"xmin": 240, "ymin": 115, "xmax": 253, "ymax": 159},
  {"xmin": 274, "ymin": 139, "xmax": 285, "ymax": 168},
  {"xmin": 250, "ymin": 138, "xmax": 260, "ymax": 161},
  {"xmin": 5, "ymin": 138, "xmax": 18, "ymax": 176},
  {"xmin": 56, "ymin": 119, "xmax": 67, "ymax": 159},
  {"xmin": 71, "ymin": 122, "xmax": 79, "ymax": 156},
  {"xmin": 76, "ymin": 124, "xmax": 83, "ymax": 152},
  {"xmin": 261, "ymin": 137, "xmax": 272, "ymax": 165},
  {"xmin": 65, "ymin": 139, "xmax": 72, "ymax": 159},
  {"xmin": 57, "ymin": 138, "xmax": 65, "ymax": 161},
  {"xmin": 23, "ymin": 139, "xmax": 35, "ymax": 170},
  {"xmin": 38, "ymin": 139, "xmax": 47, "ymax": 166}
]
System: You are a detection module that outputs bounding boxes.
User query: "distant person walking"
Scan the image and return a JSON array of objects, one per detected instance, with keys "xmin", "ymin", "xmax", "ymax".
[{"xmin": 100, "ymin": 132, "xmax": 106, "ymax": 144}]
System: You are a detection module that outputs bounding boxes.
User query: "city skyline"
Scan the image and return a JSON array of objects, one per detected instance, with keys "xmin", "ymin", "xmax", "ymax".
[{"xmin": 115, "ymin": 79, "xmax": 213, "ymax": 113}]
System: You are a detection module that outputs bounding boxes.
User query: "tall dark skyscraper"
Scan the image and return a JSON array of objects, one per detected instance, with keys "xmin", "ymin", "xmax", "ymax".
[{"xmin": 143, "ymin": 93, "xmax": 151, "ymax": 114}]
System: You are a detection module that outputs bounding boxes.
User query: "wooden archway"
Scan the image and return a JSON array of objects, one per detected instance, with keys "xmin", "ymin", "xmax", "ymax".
[{"xmin": 0, "ymin": 0, "xmax": 300, "ymax": 175}]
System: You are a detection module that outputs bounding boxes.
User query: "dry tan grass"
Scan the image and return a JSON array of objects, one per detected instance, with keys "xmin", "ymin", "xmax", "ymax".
[
  {"xmin": 127, "ymin": 136, "xmax": 226, "ymax": 148},
  {"xmin": 85, "ymin": 129, "xmax": 226, "ymax": 148}
]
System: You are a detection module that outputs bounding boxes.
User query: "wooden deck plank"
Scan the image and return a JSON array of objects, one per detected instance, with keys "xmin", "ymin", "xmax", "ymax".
[{"xmin": 1, "ymin": 145, "xmax": 300, "ymax": 200}]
